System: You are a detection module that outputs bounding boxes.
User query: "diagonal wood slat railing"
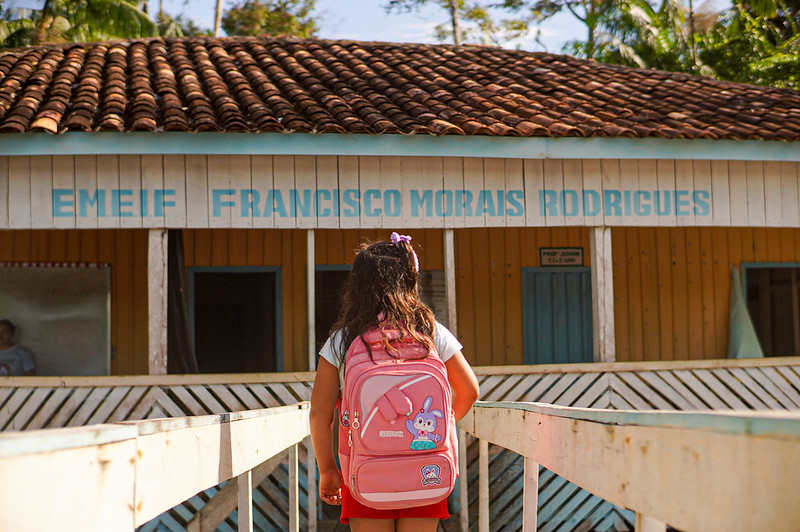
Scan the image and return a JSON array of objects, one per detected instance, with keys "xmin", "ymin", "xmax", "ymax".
[
  {"xmin": 459, "ymin": 401, "xmax": 800, "ymax": 532},
  {"xmin": 0, "ymin": 403, "xmax": 310, "ymax": 532}
]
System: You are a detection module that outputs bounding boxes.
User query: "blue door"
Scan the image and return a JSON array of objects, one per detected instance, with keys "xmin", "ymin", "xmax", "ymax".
[{"xmin": 523, "ymin": 268, "xmax": 593, "ymax": 364}]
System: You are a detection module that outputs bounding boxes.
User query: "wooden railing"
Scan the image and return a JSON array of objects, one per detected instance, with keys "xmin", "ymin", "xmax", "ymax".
[
  {"xmin": 458, "ymin": 401, "xmax": 800, "ymax": 532},
  {"xmin": 0, "ymin": 403, "xmax": 310, "ymax": 532}
]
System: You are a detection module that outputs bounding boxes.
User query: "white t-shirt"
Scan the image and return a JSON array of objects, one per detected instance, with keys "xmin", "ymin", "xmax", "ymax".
[
  {"xmin": 318, "ymin": 322, "xmax": 462, "ymax": 389},
  {"xmin": 0, "ymin": 345, "xmax": 35, "ymax": 376}
]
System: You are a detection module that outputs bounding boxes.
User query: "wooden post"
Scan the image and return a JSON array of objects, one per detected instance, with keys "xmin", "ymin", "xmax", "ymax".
[
  {"xmin": 307, "ymin": 229, "xmax": 316, "ymax": 371},
  {"xmin": 590, "ymin": 226, "xmax": 616, "ymax": 362},
  {"xmin": 148, "ymin": 228, "xmax": 168, "ymax": 374},
  {"xmin": 479, "ymin": 438, "xmax": 489, "ymax": 532},
  {"xmin": 289, "ymin": 444, "xmax": 299, "ymax": 531},
  {"xmin": 237, "ymin": 470, "xmax": 253, "ymax": 532},
  {"xmin": 444, "ymin": 229, "xmax": 458, "ymax": 334},
  {"xmin": 522, "ymin": 458, "xmax": 539, "ymax": 531},
  {"xmin": 636, "ymin": 513, "xmax": 667, "ymax": 532},
  {"xmin": 306, "ymin": 436, "xmax": 317, "ymax": 532},
  {"xmin": 459, "ymin": 428, "xmax": 469, "ymax": 532}
]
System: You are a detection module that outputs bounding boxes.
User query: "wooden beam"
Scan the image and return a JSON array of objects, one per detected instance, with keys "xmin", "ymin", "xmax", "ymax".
[
  {"xmin": 289, "ymin": 443, "xmax": 299, "ymax": 532},
  {"xmin": 444, "ymin": 228, "xmax": 458, "ymax": 334},
  {"xmin": 186, "ymin": 450, "xmax": 288, "ymax": 532},
  {"xmin": 148, "ymin": 228, "xmax": 168, "ymax": 374},
  {"xmin": 522, "ymin": 457, "xmax": 539, "ymax": 532},
  {"xmin": 479, "ymin": 438, "xmax": 489, "ymax": 532},
  {"xmin": 307, "ymin": 229, "xmax": 316, "ymax": 371},
  {"xmin": 237, "ymin": 470, "xmax": 253, "ymax": 532},
  {"xmin": 590, "ymin": 226, "xmax": 615, "ymax": 362},
  {"xmin": 458, "ymin": 428, "xmax": 468, "ymax": 532},
  {"xmin": 463, "ymin": 402, "xmax": 800, "ymax": 532}
]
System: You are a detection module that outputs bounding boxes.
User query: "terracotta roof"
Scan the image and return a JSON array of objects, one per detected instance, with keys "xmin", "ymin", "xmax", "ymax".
[{"xmin": 0, "ymin": 36, "xmax": 798, "ymax": 140}]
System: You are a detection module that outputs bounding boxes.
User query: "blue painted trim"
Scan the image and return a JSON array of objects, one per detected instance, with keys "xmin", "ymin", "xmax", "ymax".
[
  {"xmin": 188, "ymin": 265, "xmax": 284, "ymax": 372},
  {"xmin": 1, "ymin": 132, "xmax": 799, "ymax": 161},
  {"xmin": 740, "ymin": 262, "xmax": 800, "ymax": 296},
  {"xmin": 475, "ymin": 401, "xmax": 800, "ymax": 438}
]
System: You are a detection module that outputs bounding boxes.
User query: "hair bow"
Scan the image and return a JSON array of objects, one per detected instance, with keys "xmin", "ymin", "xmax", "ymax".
[
  {"xmin": 390, "ymin": 232, "xmax": 412, "ymax": 245},
  {"xmin": 390, "ymin": 232, "xmax": 419, "ymax": 272}
]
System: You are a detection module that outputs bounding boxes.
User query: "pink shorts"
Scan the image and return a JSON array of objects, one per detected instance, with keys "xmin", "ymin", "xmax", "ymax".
[{"xmin": 339, "ymin": 481, "xmax": 450, "ymax": 523}]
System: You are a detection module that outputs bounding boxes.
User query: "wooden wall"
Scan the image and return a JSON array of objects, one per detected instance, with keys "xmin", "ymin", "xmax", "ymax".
[
  {"xmin": 4, "ymin": 226, "xmax": 799, "ymax": 373},
  {"xmin": 613, "ymin": 227, "xmax": 800, "ymax": 362}
]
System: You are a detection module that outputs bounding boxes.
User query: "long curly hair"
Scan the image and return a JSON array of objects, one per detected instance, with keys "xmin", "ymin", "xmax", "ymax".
[{"xmin": 332, "ymin": 238, "xmax": 436, "ymax": 364}]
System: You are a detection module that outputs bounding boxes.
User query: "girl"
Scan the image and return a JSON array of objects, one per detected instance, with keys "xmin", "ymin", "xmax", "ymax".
[{"xmin": 310, "ymin": 233, "xmax": 480, "ymax": 532}]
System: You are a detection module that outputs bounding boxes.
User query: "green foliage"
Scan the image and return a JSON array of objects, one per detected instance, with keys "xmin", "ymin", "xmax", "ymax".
[
  {"xmin": 221, "ymin": 0, "xmax": 317, "ymax": 37},
  {"xmin": 1, "ymin": 0, "xmax": 159, "ymax": 47}
]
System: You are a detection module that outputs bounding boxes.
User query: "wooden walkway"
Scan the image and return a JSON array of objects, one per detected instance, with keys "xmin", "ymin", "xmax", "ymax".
[{"xmin": 2, "ymin": 357, "xmax": 799, "ymax": 531}]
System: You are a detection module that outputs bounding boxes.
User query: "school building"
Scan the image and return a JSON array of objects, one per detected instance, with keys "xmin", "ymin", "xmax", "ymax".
[{"xmin": 1, "ymin": 36, "xmax": 800, "ymax": 531}]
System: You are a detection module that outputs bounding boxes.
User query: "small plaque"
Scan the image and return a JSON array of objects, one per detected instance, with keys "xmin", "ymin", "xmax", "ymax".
[{"xmin": 540, "ymin": 247, "xmax": 584, "ymax": 266}]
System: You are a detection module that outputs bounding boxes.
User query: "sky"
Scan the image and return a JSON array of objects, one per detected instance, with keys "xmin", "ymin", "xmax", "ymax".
[{"xmin": 5, "ymin": 0, "xmax": 587, "ymax": 53}]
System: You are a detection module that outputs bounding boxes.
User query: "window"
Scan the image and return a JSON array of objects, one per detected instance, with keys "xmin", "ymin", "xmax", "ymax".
[{"xmin": 745, "ymin": 264, "xmax": 800, "ymax": 357}]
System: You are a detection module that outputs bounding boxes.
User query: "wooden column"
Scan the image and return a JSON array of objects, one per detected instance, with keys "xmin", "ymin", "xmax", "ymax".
[
  {"xmin": 237, "ymin": 470, "xmax": 253, "ymax": 532},
  {"xmin": 289, "ymin": 444, "xmax": 299, "ymax": 531},
  {"xmin": 307, "ymin": 229, "xmax": 316, "ymax": 371},
  {"xmin": 458, "ymin": 428, "xmax": 469, "ymax": 532},
  {"xmin": 148, "ymin": 228, "xmax": 168, "ymax": 374},
  {"xmin": 590, "ymin": 226, "xmax": 616, "ymax": 362},
  {"xmin": 479, "ymin": 438, "xmax": 489, "ymax": 532},
  {"xmin": 522, "ymin": 458, "xmax": 539, "ymax": 531},
  {"xmin": 444, "ymin": 229, "xmax": 458, "ymax": 334}
]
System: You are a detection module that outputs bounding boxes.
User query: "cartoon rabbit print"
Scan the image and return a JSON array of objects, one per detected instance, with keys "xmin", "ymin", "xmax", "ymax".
[{"xmin": 406, "ymin": 396, "xmax": 444, "ymax": 450}]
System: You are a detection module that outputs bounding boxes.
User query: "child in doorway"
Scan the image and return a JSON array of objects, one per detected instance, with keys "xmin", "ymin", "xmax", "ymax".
[
  {"xmin": 0, "ymin": 319, "xmax": 35, "ymax": 376},
  {"xmin": 310, "ymin": 233, "xmax": 480, "ymax": 532}
]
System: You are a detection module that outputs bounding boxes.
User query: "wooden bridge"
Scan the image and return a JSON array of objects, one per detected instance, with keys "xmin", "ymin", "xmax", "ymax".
[{"xmin": 2, "ymin": 356, "xmax": 800, "ymax": 531}]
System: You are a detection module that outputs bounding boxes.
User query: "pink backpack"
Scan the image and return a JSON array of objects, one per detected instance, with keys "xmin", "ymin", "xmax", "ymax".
[{"xmin": 337, "ymin": 326, "xmax": 458, "ymax": 510}]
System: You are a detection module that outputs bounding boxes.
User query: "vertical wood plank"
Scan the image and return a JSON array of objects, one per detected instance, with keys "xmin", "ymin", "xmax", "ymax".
[
  {"xmin": 562, "ymin": 159, "xmax": 584, "ymax": 226},
  {"xmin": 780, "ymin": 162, "xmax": 800, "ymax": 227},
  {"xmin": 358, "ymin": 156, "xmax": 380, "ymax": 229},
  {"xmin": 400, "ymin": 156, "xmax": 424, "ymax": 228},
  {"xmin": 273, "ymin": 155, "xmax": 296, "ymax": 229},
  {"xmin": 591, "ymin": 226, "xmax": 616, "ymax": 362},
  {"xmin": 581, "ymin": 159, "xmax": 603, "ymax": 228},
  {"xmin": 118, "ymin": 155, "xmax": 142, "ymax": 229},
  {"xmin": 746, "ymin": 161, "xmax": 767, "ymax": 227},
  {"xmin": 674, "ymin": 159, "xmax": 696, "ymax": 226},
  {"xmin": 656, "ymin": 228, "xmax": 674, "ymax": 360},
  {"xmin": 728, "ymin": 161, "xmax": 749, "ymax": 226},
  {"xmin": 294, "ymin": 156, "xmax": 317, "ymax": 229},
  {"xmin": 483, "ymin": 157, "xmax": 505, "ymax": 228},
  {"xmin": 504, "ymin": 158, "xmax": 525, "ymax": 228},
  {"xmin": 163, "ymin": 155, "xmax": 187, "ymax": 228},
  {"xmin": 148, "ymin": 229, "xmax": 168, "ymax": 374},
  {"xmin": 693, "ymin": 160, "xmax": 713, "ymax": 227},
  {"xmin": 458, "ymin": 428, "xmax": 469, "ymax": 532},
  {"xmin": 186, "ymin": 155, "xmax": 209, "ymax": 228},
  {"xmin": 614, "ymin": 227, "xmax": 631, "ymax": 361},
  {"xmin": 699, "ymin": 228, "xmax": 718, "ymax": 358},
  {"xmin": 710, "ymin": 160, "xmax": 731, "ymax": 226},
  {"xmin": 763, "ymin": 161, "xmax": 782, "ymax": 227},
  {"xmin": 315, "ymin": 155, "xmax": 338, "ymax": 230},
  {"xmin": 601, "ymin": 159, "xmax": 623, "ymax": 226},
  {"xmin": 289, "ymin": 444, "xmax": 299, "ymax": 532},
  {"xmin": 523, "ymin": 158, "xmax": 545, "ymax": 227},
  {"xmin": 141, "ymin": 154, "xmax": 165, "ymax": 228},
  {"xmin": 307, "ymin": 229, "xmax": 315, "ymax": 371},
  {"xmin": 673, "ymin": 228, "xmax": 690, "ymax": 359},
  {"xmin": 463, "ymin": 157, "xmax": 485, "ymax": 227},
  {"xmin": 229, "ymin": 155, "xmax": 252, "ymax": 229},
  {"xmin": 443, "ymin": 157, "xmax": 466, "ymax": 228},
  {"xmin": 208, "ymin": 155, "xmax": 231, "ymax": 229},
  {"xmin": 618, "ymin": 159, "xmax": 640, "ymax": 226},
  {"xmin": 306, "ymin": 436, "xmax": 317, "ymax": 532},
  {"xmin": 79, "ymin": 155, "xmax": 104, "ymax": 230},
  {"xmin": 656, "ymin": 159, "xmax": 677, "ymax": 227},
  {"xmin": 29, "ymin": 155, "xmax": 53, "ymax": 228},
  {"xmin": 479, "ymin": 438, "xmax": 489, "ymax": 532},
  {"xmin": 8, "ymin": 156, "xmax": 31, "ymax": 229},
  {"xmin": 543, "ymin": 159, "xmax": 565, "ymax": 226},
  {"xmin": 337, "ymin": 156, "xmax": 359, "ymax": 229},
  {"xmin": 0, "ymin": 157, "xmax": 8, "ymax": 227},
  {"xmin": 237, "ymin": 470, "xmax": 253, "ymax": 532},
  {"xmin": 251, "ymin": 155, "xmax": 275, "ymax": 229},
  {"xmin": 641, "ymin": 228, "xmax": 661, "ymax": 361},
  {"xmin": 445, "ymin": 228, "xmax": 458, "ymax": 334},
  {"xmin": 379, "ymin": 156, "xmax": 402, "ymax": 229},
  {"xmin": 522, "ymin": 458, "xmax": 539, "ymax": 532},
  {"xmin": 52, "ymin": 155, "xmax": 76, "ymax": 230}
]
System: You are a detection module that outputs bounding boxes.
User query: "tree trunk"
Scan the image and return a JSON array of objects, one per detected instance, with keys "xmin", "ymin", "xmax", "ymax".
[
  {"xmin": 214, "ymin": 0, "xmax": 224, "ymax": 37},
  {"xmin": 449, "ymin": 0, "xmax": 462, "ymax": 46},
  {"xmin": 33, "ymin": 0, "xmax": 53, "ymax": 45}
]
